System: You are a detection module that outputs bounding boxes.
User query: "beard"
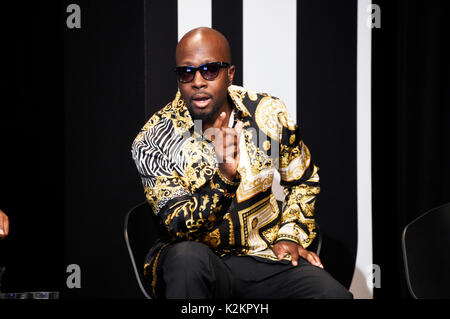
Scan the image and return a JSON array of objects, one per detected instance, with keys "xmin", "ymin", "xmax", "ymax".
[{"xmin": 186, "ymin": 98, "xmax": 221, "ymax": 122}]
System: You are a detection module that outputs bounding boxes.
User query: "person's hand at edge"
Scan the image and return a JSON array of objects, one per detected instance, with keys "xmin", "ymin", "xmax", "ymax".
[{"xmin": 0, "ymin": 209, "xmax": 9, "ymax": 239}]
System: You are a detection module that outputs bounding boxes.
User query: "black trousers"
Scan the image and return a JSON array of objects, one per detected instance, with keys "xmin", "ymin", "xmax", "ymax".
[{"xmin": 159, "ymin": 241, "xmax": 353, "ymax": 299}]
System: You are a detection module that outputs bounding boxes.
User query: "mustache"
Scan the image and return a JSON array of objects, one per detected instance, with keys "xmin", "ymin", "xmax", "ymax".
[{"xmin": 190, "ymin": 92, "xmax": 213, "ymax": 101}]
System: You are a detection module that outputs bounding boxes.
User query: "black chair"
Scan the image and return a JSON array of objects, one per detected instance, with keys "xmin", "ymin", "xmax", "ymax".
[
  {"xmin": 124, "ymin": 201, "xmax": 159, "ymax": 299},
  {"xmin": 402, "ymin": 202, "xmax": 450, "ymax": 299},
  {"xmin": 309, "ymin": 222, "xmax": 322, "ymax": 256},
  {"xmin": 124, "ymin": 200, "xmax": 323, "ymax": 299}
]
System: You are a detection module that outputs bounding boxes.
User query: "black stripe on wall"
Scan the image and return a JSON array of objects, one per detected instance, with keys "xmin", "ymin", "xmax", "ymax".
[
  {"xmin": 371, "ymin": 0, "xmax": 450, "ymax": 299},
  {"xmin": 212, "ymin": 0, "xmax": 243, "ymax": 87},
  {"xmin": 63, "ymin": 0, "xmax": 147, "ymax": 298},
  {"xmin": 297, "ymin": 0, "xmax": 358, "ymax": 289},
  {"xmin": 1, "ymin": 1, "xmax": 64, "ymax": 293},
  {"xmin": 145, "ymin": 0, "xmax": 178, "ymax": 118}
]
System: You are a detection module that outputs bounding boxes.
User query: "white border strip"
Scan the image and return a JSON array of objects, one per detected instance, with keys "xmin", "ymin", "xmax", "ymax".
[
  {"xmin": 242, "ymin": 0, "xmax": 297, "ymax": 119},
  {"xmin": 243, "ymin": 0, "xmax": 297, "ymax": 202},
  {"xmin": 350, "ymin": 0, "xmax": 373, "ymax": 299},
  {"xmin": 177, "ymin": 0, "xmax": 212, "ymax": 41}
]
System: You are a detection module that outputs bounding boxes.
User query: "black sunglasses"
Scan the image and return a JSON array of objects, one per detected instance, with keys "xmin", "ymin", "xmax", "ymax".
[{"xmin": 174, "ymin": 62, "xmax": 230, "ymax": 83}]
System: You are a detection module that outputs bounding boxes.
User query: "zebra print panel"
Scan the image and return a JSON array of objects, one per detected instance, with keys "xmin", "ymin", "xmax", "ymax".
[{"xmin": 132, "ymin": 117, "xmax": 188, "ymax": 188}]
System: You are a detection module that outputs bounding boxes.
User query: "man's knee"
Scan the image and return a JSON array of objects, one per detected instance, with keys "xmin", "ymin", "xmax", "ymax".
[
  {"xmin": 291, "ymin": 264, "xmax": 353, "ymax": 299},
  {"xmin": 319, "ymin": 281, "xmax": 353, "ymax": 299},
  {"xmin": 312, "ymin": 275, "xmax": 353, "ymax": 299}
]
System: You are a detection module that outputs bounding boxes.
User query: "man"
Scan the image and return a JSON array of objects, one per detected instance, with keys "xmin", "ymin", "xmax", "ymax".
[{"xmin": 132, "ymin": 27, "xmax": 352, "ymax": 299}]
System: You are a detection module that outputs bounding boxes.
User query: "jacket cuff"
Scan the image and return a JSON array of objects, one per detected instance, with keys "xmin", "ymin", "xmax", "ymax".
[
  {"xmin": 212, "ymin": 168, "xmax": 240, "ymax": 198},
  {"xmin": 276, "ymin": 222, "xmax": 312, "ymax": 248}
]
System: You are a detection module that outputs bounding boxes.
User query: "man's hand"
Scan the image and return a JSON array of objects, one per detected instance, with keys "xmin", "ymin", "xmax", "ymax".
[
  {"xmin": 272, "ymin": 241, "xmax": 323, "ymax": 268},
  {"xmin": 205, "ymin": 112, "xmax": 243, "ymax": 181},
  {"xmin": 0, "ymin": 209, "xmax": 9, "ymax": 239}
]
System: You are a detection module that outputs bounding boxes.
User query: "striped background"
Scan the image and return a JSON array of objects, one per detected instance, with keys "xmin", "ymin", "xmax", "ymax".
[
  {"xmin": 144, "ymin": 0, "xmax": 371, "ymax": 298},
  {"xmin": 61, "ymin": 0, "xmax": 372, "ymax": 299}
]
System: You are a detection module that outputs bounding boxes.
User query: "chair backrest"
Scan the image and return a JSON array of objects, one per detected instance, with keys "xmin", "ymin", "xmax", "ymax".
[
  {"xmin": 124, "ymin": 201, "xmax": 160, "ymax": 299},
  {"xmin": 310, "ymin": 222, "xmax": 322, "ymax": 256},
  {"xmin": 402, "ymin": 202, "xmax": 450, "ymax": 299}
]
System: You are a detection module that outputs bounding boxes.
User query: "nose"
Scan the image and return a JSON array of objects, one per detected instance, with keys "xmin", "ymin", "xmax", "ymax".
[{"xmin": 192, "ymin": 69, "xmax": 207, "ymax": 89}]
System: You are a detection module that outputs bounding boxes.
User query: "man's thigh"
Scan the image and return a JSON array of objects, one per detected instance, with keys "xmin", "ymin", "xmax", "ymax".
[
  {"xmin": 158, "ymin": 241, "xmax": 233, "ymax": 298},
  {"xmin": 224, "ymin": 256, "xmax": 352, "ymax": 299}
]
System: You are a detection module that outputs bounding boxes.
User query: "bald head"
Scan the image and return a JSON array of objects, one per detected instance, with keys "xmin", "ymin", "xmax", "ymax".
[
  {"xmin": 176, "ymin": 27, "xmax": 231, "ymax": 65},
  {"xmin": 174, "ymin": 27, "xmax": 235, "ymax": 124}
]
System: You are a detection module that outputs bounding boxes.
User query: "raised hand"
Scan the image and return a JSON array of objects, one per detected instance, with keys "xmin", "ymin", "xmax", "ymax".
[{"xmin": 204, "ymin": 112, "xmax": 243, "ymax": 181}]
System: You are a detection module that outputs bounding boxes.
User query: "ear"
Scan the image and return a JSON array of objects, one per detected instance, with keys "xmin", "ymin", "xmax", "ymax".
[{"xmin": 227, "ymin": 65, "xmax": 235, "ymax": 86}]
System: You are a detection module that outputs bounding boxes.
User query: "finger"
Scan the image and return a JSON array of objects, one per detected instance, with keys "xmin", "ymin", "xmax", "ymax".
[
  {"xmin": 0, "ymin": 213, "xmax": 4, "ymax": 237},
  {"xmin": 313, "ymin": 254, "xmax": 324, "ymax": 269},
  {"xmin": 309, "ymin": 252, "xmax": 322, "ymax": 266},
  {"xmin": 297, "ymin": 246, "xmax": 308, "ymax": 259},
  {"xmin": 0, "ymin": 223, "xmax": 5, "ymax": 239},
  {"xmin": 222, "ymin": 128, "xmax": 239, "ymax": 149},
  {"xmin": 306, "ymin": 254, "xmax": 315, "ymax": 265},
  {"xmin": 222, "ymin": 132, "xmax": 233, "ymax": 163},
  {"xmin": 277, "ymin": 252, "xmax": 288, "ymax": 261},
  {"xmin": 223, "ymin": 128, "xmax": 239, "ymax": 145},
  {"xmin": 204, "ymin": 126, "xmax": 221, "ymax": 142},
  {"xmin": 274, "ymin": 248, "xmax": 288, "ymax": 261},
  {"xmin": 4, "ymin": 215, "xmax": 9, "ymax": 237},
  {"xmin": 297, "ymin": 247, "xmax": 318, "ymax": 266},
  {"xmin": 291, "ymin": 248, "xmax": 300, "ymax": 266},
  {"xmin": 213, "ymin": 112, "xmax": 226, "ymax": 129},
  {"xmin": 307, "ymin": 253, "xmax": 323, "ymax": 268},
  {"xmin": 223, "ymin": 148, "xmax": 237, "ymax": 163},
  {"xmin": 234, "ymin": 121, "xmax": 244, "ymax": 138},
  {"xmin": 223, "ymin": 127, "xmax": 241, "ymax": 137},
  {"xmin": 235, "ymin": 123, "xmax": 242, "ymax": 164},
  {"xmin": 222, "ymin": 129, "xmax": 240, "ymax": 162}
]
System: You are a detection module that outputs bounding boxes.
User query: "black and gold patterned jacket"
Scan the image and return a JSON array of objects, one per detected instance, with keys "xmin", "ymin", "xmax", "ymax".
[{"xmin": 131, "ymin": 85, "xmax": 320, "ymax": 296}]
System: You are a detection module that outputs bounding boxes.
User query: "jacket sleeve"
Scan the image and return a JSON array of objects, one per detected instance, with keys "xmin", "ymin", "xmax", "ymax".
[
  {"xmin": 145, "ymin": 170, "xmax": 239, "ymax": 241},
  {"xmin": 131, "ymin": 116, "xmax": 239, "ymax": 241},
  {"xmin": 274, "ymin": 103, "xmax": 320, "ymax": 249}
]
